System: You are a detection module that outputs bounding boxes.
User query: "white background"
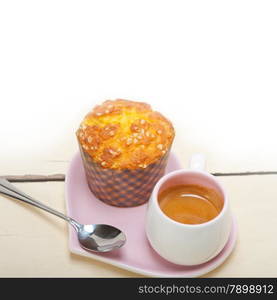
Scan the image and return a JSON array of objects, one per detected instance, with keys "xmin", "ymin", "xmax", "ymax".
[{"xmin": 1, "ymin": 0, "xmax": 277, "ymax": 174}]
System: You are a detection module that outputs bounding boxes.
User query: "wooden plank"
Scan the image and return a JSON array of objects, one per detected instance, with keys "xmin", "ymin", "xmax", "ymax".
[{"xmin": 0, "ymin": 178, "xmax": 276, "ymax": 277}]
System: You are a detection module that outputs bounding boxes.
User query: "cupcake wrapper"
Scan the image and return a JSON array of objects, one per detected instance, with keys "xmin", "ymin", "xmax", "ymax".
[{"xmin": 79, "ymin": 145, "xmax": 171, "ymax": 207}]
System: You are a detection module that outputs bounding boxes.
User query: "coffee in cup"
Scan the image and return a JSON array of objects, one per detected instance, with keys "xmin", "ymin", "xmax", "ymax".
[
  {"xmin": 158, "ymin": 184, "xmax": 223, "ymax": 225},
  {"xmin": 145, "ymin": 154, "xmax": 232, "ymax": 266}
]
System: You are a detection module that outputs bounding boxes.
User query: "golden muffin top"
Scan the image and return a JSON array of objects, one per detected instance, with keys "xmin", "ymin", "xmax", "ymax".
[{"xmin": 76, "ymin": 99, "xmax": 175, "ymax": 170}]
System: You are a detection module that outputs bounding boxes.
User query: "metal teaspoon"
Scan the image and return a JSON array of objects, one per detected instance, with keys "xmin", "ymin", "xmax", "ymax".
[{"xmin": 0, "ymin": 178, "xmax": 126, "ymax": 252}]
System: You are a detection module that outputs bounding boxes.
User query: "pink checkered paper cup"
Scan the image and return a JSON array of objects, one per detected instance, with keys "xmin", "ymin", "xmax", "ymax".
[{"xmin": 78, "ymin": 144, "xmax": 171, "ymax": 207}]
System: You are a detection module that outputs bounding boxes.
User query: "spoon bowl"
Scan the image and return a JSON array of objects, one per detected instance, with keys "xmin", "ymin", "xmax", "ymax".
[{"xmin": 75, "ymin": 223, "xmax": 126, "ymax": 252}]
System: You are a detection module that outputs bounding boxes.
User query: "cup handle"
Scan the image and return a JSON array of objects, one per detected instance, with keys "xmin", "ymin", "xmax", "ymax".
[{"xmin": 189, "ymin": 153, "xmax": 206, "ymax": 171}]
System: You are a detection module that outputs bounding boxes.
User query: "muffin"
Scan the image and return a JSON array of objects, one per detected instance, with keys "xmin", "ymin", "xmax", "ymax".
[{"xmin": 76, "ymin": 99, "xmax": 175, "ymax": 207}]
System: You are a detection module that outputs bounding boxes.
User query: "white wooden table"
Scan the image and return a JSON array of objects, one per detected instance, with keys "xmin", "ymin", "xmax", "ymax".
[{"xmin": 1, "ymin": 1, "xmax": 277, "ymax": 277}]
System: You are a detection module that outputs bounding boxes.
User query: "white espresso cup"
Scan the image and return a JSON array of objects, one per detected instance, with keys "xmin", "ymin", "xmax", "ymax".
[{"xmin": 145, "ymin": 154, "xmax": 232, "ymax": 266}]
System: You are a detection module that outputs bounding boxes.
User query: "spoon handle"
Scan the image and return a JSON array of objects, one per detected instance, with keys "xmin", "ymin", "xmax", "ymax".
[{"xmin": 0, "ymin": 178, "xmax": 71, "ymax": 223}]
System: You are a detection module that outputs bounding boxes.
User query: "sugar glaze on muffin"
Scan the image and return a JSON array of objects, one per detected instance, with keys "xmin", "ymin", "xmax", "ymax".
[{"xmin": 76, "ymin": 99, "xmax": 175, "ymax": 170}]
